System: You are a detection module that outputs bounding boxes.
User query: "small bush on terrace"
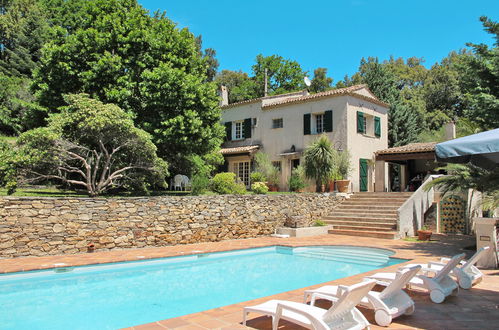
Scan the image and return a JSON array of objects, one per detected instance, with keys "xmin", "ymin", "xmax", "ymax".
[
  {"xmin": 210, "ymin": 172, "xmax": 246, "ymax": 194},
  {"xmin": 251, "ymin": 182, "xmax": 269, "ymax": 194},
  {"xmin": 250, "ymin": 171, "xmax": 266, "ymax": 183}
]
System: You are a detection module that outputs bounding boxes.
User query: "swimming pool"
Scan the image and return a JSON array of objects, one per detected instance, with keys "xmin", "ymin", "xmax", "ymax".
[{"xmin": 0, "ymin": 245, "xmax": 406, "ymax": 330}]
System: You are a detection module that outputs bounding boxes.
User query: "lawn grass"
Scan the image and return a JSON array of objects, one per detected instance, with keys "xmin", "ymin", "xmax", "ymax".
[
  {"xmin": 0, "ymin": 187, "xmax": 193, "ymax": 198},
  {"xmin": 0, "ymin": 187, "xmax": 84, "ymax": 197}
]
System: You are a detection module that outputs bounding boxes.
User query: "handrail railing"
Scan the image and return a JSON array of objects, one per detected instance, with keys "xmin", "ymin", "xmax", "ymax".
[{"xmin": 397, "ymin": 175, "xmax": 442, "ymax": 237}]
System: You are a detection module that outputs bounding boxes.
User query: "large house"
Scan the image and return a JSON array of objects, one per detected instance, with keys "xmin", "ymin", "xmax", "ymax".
[{"xmin": 220, "ymin": 85, "xmax": 389, "ymax": 192}]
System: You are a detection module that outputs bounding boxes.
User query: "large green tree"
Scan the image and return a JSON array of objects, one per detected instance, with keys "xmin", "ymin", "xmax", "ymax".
[
  {"xmin": 358, "ymin": 57, "xmax": 420, "ymax": 147},
  {"xmin": 310, "ymin": 67, "xmax": 333, "ymax": 93},
  {"xmin": 16, "ymin": 94, "xmax": 168, "ymax": 196},
  {"xmin": 0, "ymin": 0, "xmax": 50, "ymax": 134},
  {"xmin": 251, "ymin": 54, "xmax": 306, "ymax": 96},
  {"xmin": 214, "ymin": 70, "xmax": 258, "ymax": 103},
  {"xmin": 32, "ymin": 0, "xmax": 224, "ymax": 170},
  {"xmin": 458, "ymin": 16, "xmax": 499, "ymax": 130}
]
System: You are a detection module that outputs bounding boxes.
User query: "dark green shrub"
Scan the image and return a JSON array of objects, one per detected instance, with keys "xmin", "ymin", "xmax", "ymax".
[
  {"xmin": 210, "ymin": 172, "xmax": 246, "ymax": 194},
  {"xmin": 288, "ymin": 165, "xmax": 306, "ymax": 192},
  {"xmin": 191, "ymin": 174, "xmax": 210, "ymax": 195}
]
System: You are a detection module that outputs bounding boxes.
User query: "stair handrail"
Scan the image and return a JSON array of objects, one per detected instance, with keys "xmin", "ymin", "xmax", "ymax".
[{"xmin": 397, "ymin": 175, "xmax": 443, "ymax": 237}]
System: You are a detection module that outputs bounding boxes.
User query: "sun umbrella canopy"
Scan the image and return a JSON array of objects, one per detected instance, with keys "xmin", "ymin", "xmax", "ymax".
[{"xmin": 435, "ymin": 128, "xmax": 499, "ymax": 170}]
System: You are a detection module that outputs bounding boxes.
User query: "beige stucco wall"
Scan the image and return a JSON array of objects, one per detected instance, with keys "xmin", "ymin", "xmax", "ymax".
[
  {"xmin": 346, "ymin": 96, "xmax": 389, "ymax": 192},
  {"xmin": 221, "ymin": 89, "xmax": 389, "ymax": 192}
]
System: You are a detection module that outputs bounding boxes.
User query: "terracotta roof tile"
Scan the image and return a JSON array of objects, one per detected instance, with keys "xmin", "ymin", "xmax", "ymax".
[
  {"xmin": 220, "ymin": 145, "xmax": 260, "ymax": 155},
  {"xmin": 376, "ymin": 142, "xmax": 437, "ymax": 155},
  {"xmin": 262, "ymin": 85, "xmax": 389, "ymax": 109},
  {"xmin": 221, "ymin": 85, "xmax": 389, "ymax": 110}
]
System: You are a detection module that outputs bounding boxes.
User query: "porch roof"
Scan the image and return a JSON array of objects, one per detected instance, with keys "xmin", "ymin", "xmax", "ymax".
[
  {"xmin": 220, "ymin": 145, "xmax": 260, "ymax": 155},
  {"xmin": 375, "ymin": 142, "xmax": 437, "ymax": 161}
]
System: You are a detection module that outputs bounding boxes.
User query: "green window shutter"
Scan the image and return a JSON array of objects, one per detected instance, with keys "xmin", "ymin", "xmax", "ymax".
[
  {"xmin": 357, "ymin": 111, "xmax": 364, "ymax": 133},
  {"xmin": 359, "ymin": 159, "xmax": 368, "ymax": 192},
  {"xmin": 324, "ymin": 110, "xmax": 333, "ymax": 132},
  {"xmin": 225, "ymin": 122, "xmax": 232, "ymax": 141},
  {"xmin": 374, "ymin": 116, "xmax": 381, "ymax": 137},
  {"xmin": 303, "ymin": 113, "xmax": 311, "ymax": 135},
  {"xmin": 244, "ymin": 118, "xmax": 252, "ymax": 138}
]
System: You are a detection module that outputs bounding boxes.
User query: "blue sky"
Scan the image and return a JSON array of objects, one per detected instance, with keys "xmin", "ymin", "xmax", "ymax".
[{"xmin": 140, "ymin": 0, "xmax": 498, "ymax": 82}]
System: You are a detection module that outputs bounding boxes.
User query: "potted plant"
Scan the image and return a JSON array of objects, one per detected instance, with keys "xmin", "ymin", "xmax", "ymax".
[
  {"xmin": 417, "ymin": 225, "xmax": 432, "ymax": 241},
  {"xmin": 267, "ymin": 166, "xmax": 280, "ymax": 191},
  {"xmin": 335, "ymin": 149, "xmax": 352, "ymax": 193},
  {"xmin": 254, "ymin": 152, "xmax": 280, "ymax": 191}
]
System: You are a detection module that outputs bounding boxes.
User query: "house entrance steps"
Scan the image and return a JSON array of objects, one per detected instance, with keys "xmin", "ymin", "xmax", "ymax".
[{"xmin": 324, "ymin": 192, "xmax": 413, "ymax": 239}]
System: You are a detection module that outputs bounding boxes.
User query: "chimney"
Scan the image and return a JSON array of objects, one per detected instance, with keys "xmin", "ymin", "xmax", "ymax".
[
  {"xmin": 219, "ymin": 85, "xmax": 229, "ymax": 106},
  {"xmin": 445, "ymin": 121, "xmax": 456, "ymax": 140}
]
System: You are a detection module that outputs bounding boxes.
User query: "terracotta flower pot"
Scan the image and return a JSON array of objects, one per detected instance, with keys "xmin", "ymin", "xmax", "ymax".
[
  {"xmin": 417, "ymin": 230, "xmax": 432, "ymax": 241},
  {"xmin": 268, "ymin": 184, "xmax": 279, "ymax": 192},
  {"xmin": 328, "ymin": 180, "xmax": 335, "ymax": 192},
  {"xmin": 336, "ymin": 180, "xmax": 350, "ymax": 193}
]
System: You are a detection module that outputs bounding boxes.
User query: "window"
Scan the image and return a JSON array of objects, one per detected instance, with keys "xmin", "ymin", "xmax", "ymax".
[
  {"xmin": 272, "ymin": 161, "xmax": 282, "ymax": 172},
  {"xmin": 363, "ymin": 117, "xmax": 368, "ymax": 134},
  {"xmin": 272, "ymin": 118, "xmax": 283, "ymax": 129},
  {"xmin": 314, "ymin": 113, "xmax": 325, "ymax": 134},
  {"xmin": 233, "ymin": 121, "xmax": 244, "ymax": 140},
  {"xmin": 233, "ymin": 161, "xmax": 250, "ymax": 187}
]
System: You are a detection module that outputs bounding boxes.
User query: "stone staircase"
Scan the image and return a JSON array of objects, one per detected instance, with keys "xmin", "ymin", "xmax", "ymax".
[{"xmin": 324, "ymin": 192, "xmax": 413, "ymax": 239}]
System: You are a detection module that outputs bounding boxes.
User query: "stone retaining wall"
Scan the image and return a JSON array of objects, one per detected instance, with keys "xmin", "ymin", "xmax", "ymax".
[{"xmin": 0, "ymin": 194, "xmax": 341, "ymax": 258}]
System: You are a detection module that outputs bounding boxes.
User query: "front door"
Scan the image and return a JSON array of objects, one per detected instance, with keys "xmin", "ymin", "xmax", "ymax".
[{"xmin": 359, "ymin": 159, "xmax": 368, "ymax": 192}]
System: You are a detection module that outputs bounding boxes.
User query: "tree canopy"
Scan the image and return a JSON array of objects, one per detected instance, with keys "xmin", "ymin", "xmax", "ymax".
[
  {"xmin": 16, "ymin": 94, "xmax": 167, "ymax": 196},
  {"xmin": 31, "ymin": 0, "xmax": 223, "ymax": 170}
]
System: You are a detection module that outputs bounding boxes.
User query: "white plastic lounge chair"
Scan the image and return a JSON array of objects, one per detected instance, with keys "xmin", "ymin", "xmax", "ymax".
[
  {"xmin": 404, "ymin": 247, "xmax": 489, "ymax": 289},
  {"xmin": 303, "ymin": 266, "xmax": 421, "ymax": 327},
  {"xmin": 173, "ymin": 174, "xmax": 184, "ymax": 191},
  {"xmin": 243, "ymin": 280, "xmax": 376, "ymax": 330},
  {"xmin": 366, "ymin": 253, "xmax": 465, "ymax": 303}
]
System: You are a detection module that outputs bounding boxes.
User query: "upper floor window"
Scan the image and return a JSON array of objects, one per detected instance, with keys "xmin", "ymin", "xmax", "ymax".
[
  {"xmin": 272, "ymin": 118, "xmax": 283, "ymax": 129},
  {"xmin": 314, "ymin": 113, "xmax": 325, "ymax": 134},
  {"xmin": 304, "ymin": 110, "xmax": 332, "ymax": 135},
  {"xmin": 234, "ymin": 121, "xmax": 244, "ymax": 140},
  {"xmin": 357, "ymin": 111, "xmax": 381, "ymax": 138}
]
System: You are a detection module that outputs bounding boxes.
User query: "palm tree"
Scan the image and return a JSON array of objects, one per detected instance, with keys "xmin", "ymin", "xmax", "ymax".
[
  {"xmin": 424, "ymin": 164, "xmax": 499, "ymax": 217},
  {"xmin": 303, "ymin": 135, "xmax": 335, "ymax": 192}
]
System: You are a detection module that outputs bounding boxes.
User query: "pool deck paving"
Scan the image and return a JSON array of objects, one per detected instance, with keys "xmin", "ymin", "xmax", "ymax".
[{"xmin": 1, "ymin": 233, "xmax": 498, "ymax": 329}]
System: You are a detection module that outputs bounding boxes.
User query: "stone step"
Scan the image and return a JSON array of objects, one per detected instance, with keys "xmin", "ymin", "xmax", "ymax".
[
  {"xmin": 324, "ymin": 215, "xmax": 397, "ymax": 222},
  {"xmin": 334, "ymin": 205, "xmax": 400, "ymax": 211},
  {"xmin": 352, "ymin": 192, "xmax": 413, "ymax": 197},
  {"xmin": 330, "ymin": 212, "xmax": 398, "ymax": 218},
  {"xmin": 340, "ymin": 201, "xmax": 405, "ymax": 207},
  {"xmin": 330, "ymin": 224, "xmax": 396, "ymax": 232},
  {"xmin": 344, "ymin": 197, "xmax": 408, "ymax": 203},
  {"xmin": 324, "ymin": 220, "xmax": 397, "ymax": 228},
  {"xmin": 328, "ymin": 229, "xmax": 397, "ymax": 239}
]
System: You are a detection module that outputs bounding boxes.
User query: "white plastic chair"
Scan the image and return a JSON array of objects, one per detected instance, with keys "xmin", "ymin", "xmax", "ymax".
[
  {"xmin": 173, "ymin": 174, "xmax": 184, "ymax": 191},
  {"xmin": 181, "ymin": 175, "xmax": 191, "ymax": 191},
  {"xmin": 404, "ymin": 247, "xmax": 489, "ymax": 289},
  {"xmin": 243, "ymin": 280, "xmax": 376, "ymax": 330},
  {"xmin": 303, "ymin": 265, "xmax": 421, "ymax": 326},
  {"xmin": 366, "ymin": 253, "xmax": 465, "ymax": 304}
]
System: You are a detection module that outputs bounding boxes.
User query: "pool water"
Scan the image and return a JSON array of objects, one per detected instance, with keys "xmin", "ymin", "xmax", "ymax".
[{"xmin": 0, "ymin": 245, "xmax": 405, "ymax": 330}]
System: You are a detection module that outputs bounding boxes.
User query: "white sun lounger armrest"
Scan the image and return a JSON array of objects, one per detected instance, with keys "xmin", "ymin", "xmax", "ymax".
[
  {"xmin": 440, "ymin": 257, "xmax": 466, "ymax": 266},
  {"xmin": 309, "ymin": 292, "xmax": 340, "ymax": 305},
  {"xmin": 428, "ymin": 261, "xmax": 446, "ymax": 268},
  {"xmin": 274, "ymin": 302, "xmax": 327, "ymax": 330}
]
